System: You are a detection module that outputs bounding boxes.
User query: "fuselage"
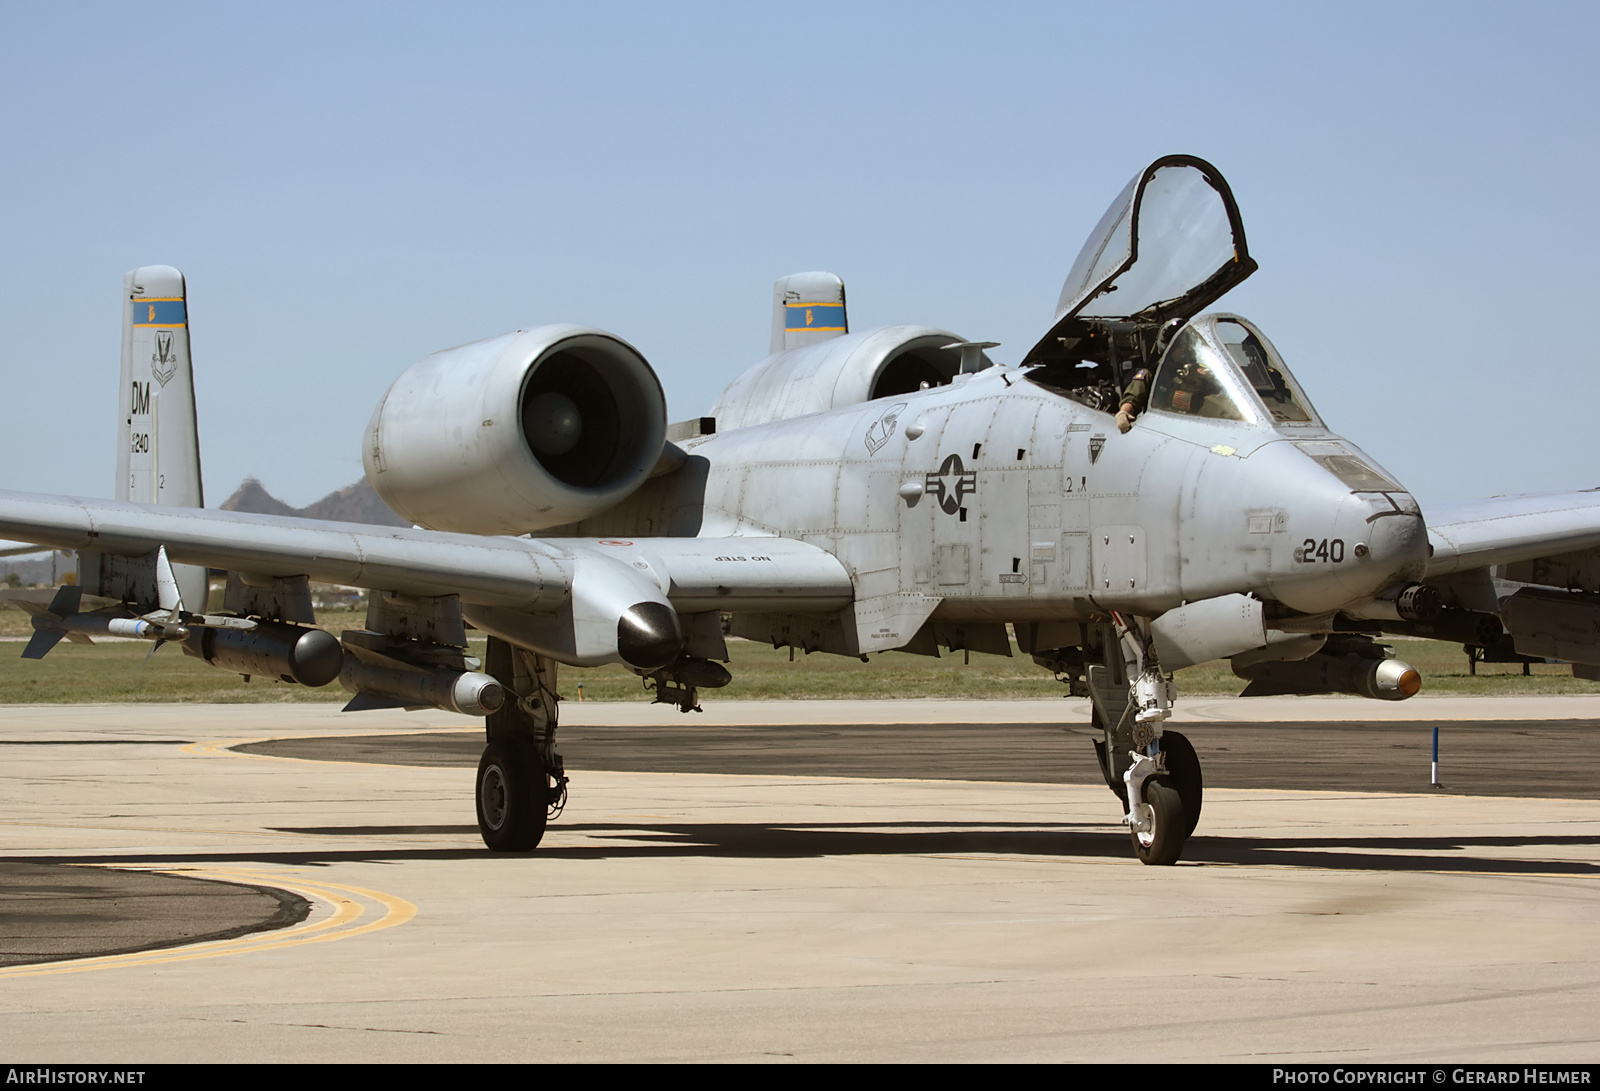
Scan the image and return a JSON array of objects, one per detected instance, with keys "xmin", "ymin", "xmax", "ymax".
[{"xmin": 558, "ymin": 356, "xmax": 1430, "ymax": 634}]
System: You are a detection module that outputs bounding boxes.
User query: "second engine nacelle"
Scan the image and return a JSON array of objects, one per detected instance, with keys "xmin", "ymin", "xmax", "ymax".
[
  {"xmin": 711, "ymin": 325, "xmax": 995, "ymax": 432},
  {"xmin": 364, "ymin": 325, "xmax": 667, "ymax": 534}
]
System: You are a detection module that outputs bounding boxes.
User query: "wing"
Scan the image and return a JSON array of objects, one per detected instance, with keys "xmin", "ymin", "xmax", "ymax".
[
  {"xmin": 1423, "ymin": 488, "xmax": 1600, "ymax": 672},
  {"xmin": 0, "ymin": 488, "xmax": 853, "ymax": 669},
  {"xmin": 1425, "ymin": 488, "xmax": 1600, "ymax": 575}
]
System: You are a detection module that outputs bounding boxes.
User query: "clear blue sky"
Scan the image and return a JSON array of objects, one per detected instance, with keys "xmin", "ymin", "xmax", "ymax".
[{"xmin": 1, "ymin": 1, "xmax": 1594, "ymax": 509}]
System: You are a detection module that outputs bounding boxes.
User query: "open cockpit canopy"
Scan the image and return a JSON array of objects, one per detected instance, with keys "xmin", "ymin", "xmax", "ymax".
[{"xmin": 1023, "ymin": 155, "xmax": 1257, "ymax": 412}]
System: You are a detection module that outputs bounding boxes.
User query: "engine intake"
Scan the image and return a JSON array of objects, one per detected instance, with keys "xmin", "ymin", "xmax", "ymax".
[{"xmin": 365, "ymin": 325, "xmax": 667, "ymax": 534}]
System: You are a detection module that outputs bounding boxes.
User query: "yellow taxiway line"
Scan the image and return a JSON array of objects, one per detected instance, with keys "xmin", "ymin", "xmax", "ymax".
[{"xmin": 0, "ymin": 865, "xmax": 416, "ymax": 979}]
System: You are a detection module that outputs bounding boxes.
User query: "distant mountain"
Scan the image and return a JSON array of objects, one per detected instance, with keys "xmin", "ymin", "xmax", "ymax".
[
  {"xmin": 219, "ymin": 478, "xmax": 408, "ymax": 527},
  {"xmin": 218, "ymin": 478, "xmax": 298, "ymax": 518}
]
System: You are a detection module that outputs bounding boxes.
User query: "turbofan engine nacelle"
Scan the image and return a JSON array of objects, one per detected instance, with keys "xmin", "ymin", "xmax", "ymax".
[{"xmin": 364, "ymin": 325, "xmax": 667, "ymax": 534}]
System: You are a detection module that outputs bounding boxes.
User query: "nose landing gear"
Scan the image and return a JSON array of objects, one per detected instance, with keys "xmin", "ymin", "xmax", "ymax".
[{"xmin": 1086, "ymin": 616, "xmax": 1204, "ymax": 865}]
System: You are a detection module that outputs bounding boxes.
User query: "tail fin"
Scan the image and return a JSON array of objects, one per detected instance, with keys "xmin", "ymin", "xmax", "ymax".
[
  {"xmin": 118, "ymin": 266, "xmax": 202, "ymax": 508},
  {"xmin": 89, "ymin": 265, "xmax": 207, "ymax": 610},
  {"xmin": 769, "ymin": 272, "xmax": 847, "ymax": 354}
]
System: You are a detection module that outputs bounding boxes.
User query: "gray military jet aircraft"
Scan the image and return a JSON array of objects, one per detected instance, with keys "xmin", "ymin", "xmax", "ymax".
[{"xmin": 4, "ymin": 154, "xmax": 1599, "ymax": 865}]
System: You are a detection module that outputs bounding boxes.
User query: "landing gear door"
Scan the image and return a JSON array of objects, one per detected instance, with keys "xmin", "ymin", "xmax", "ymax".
[{"xmin": 1026, "ymin": 155, "xmax": 1257, "ymax": 361}]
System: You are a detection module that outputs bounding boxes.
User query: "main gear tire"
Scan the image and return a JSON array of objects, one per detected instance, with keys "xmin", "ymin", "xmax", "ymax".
[
  {"xmin": 1130, "ymin": 781, "xmax": 1187, "ymax": 866},
  {"xmin": 476, "ymin": 737, "xmax": 549, "ymax": 852},
  {"xmin": 1158, "ymin": 729, "xmax": 1203, "ymax": 837}
]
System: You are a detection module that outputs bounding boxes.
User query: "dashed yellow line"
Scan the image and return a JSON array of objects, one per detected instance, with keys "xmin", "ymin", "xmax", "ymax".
[{"xmin": 0, "ymin": 866, "xmax": 416, "ymax": 979}]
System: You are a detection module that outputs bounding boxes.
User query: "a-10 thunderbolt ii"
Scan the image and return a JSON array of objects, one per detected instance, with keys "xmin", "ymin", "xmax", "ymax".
[{"xmin": 3, "ymin": 153, "xmax": 1599, "ymax": 866}]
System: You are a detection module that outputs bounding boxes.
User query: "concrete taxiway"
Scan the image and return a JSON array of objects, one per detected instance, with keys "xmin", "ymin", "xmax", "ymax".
[{"xmin": 0, "ymin": 696, "xmax": 1597, "ymax": 1062}]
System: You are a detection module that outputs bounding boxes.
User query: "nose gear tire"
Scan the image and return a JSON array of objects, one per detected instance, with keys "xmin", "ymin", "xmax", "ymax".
[
  {"xmin": 1131, "ymin": 781, "xmax": 1187, "ymax": 866},
  {"xmin": 476, "ymin": 737, "xmax": 549, "ymax": 852}
]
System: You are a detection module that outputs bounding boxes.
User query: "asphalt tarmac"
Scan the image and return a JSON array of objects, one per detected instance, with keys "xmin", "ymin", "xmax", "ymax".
[
  {"xmin": 240, "ymin": 718, "xmax": 1600, "ymax": 798},
  {"xmin": 0, "ymin": 863, "xmax": 308, "ymax": 967},
  {"xmin": 0, "ymin": 696, "xmax": 1597, "ymax": 1062}
]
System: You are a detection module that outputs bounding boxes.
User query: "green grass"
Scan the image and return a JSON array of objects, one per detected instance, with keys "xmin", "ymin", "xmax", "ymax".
[{"xmin": 0, "ymin": 601, "xmax": 1593, "ymax": 704}]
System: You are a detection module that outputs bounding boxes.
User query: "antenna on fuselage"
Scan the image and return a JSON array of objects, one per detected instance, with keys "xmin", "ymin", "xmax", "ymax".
[{"xmin": 942, "ymin": 341, "xmax": 1000, "ymax": 374}]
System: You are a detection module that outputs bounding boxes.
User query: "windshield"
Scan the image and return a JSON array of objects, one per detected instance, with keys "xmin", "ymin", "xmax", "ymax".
[
  {"xmin": 1147, "ymin": 316, "xmax": 1322, "ymax": 430},
  {"xmin": 1214, "ymin": 319, "xmax": 1312, "ymax": 423},
  {"xmin": 1149, "ymin": 326, "xmax": 1251, "ymax": 422}
]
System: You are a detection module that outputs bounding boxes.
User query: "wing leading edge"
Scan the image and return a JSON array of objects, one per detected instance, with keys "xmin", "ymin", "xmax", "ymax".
[
  {"xmin": 1420, "ymin": 488, "xmax": 1600, "ymax": 674},
  {"xmin": 0, "ymin": 488, "xmax": 854, "ymax": 661},
  {"xmin": 1425, "ymin": 489, "xmax": 1600, "ymax": 576}
]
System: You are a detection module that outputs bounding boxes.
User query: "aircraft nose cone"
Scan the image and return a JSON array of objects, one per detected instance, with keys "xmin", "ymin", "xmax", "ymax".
[
  {"xmin": 1305, "ymin": 494, "xmax": 1430, "ymax": 611},
  {"xmin": 1350, "ymin": 498, "xmax": 1430, "ymax": 587},
  {"xmin": 1272, "ymin": 490, "xmax": 1431, "ymax": 614},
  {"xmin": 616, "ymin": 601, "xmax": 683, "ymax": 670}
]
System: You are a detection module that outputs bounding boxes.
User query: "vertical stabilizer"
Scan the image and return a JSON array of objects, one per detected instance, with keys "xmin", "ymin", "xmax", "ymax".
[
  {"xmin": 770, "ymin": 272, "xmax": 847, "ymax": 354},
  {"xmin": 105, "ymin": 266, "xmax": 207, "ymax": 609}
]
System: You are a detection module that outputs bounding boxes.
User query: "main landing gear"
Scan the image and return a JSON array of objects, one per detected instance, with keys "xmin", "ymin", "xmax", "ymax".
[
  {"xmin": 476, "ymin": 637, "xmax": 568, "ymax": 852},
  {"xmin": 1086, "ymin": 616, "xmax": 1203, "ymax": 865}
]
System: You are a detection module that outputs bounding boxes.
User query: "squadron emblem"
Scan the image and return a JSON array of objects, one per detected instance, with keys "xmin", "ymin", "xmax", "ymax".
[
  {"xmin": 151, "ymin": 329, "xmax": 178, "ymax": 386},
  {"xmin": 863, "ymin": 402, "xmax": 907, "ymax": 454}
]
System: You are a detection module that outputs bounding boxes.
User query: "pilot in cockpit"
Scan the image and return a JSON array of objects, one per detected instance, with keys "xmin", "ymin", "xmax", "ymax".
[
  {"xmin": 1116, "ymin": 354, "xmax": 1238, "ymax": 431},
  {"xmin": 1164, "ymin": 356, "xmax": 1226, "ymax": 416},
  {"xmin": 1115, "ymin": 368, "xmax": 1151, "ymax": 433}
]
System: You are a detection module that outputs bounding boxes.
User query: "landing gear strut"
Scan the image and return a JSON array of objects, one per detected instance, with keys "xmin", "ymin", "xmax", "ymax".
[
  {"xmin": 476, "ymin": 636, "xmax": 567, "ymax": 852},
  {"xmin": 1085, "ymin": 617, "xmax": 1203, "ymax": 865}
]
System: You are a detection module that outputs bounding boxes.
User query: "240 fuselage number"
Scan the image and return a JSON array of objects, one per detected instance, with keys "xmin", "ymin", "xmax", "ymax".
[{"xmin": 1296, "ymin": 538, "xmax": 1345, "ymax": 563}]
